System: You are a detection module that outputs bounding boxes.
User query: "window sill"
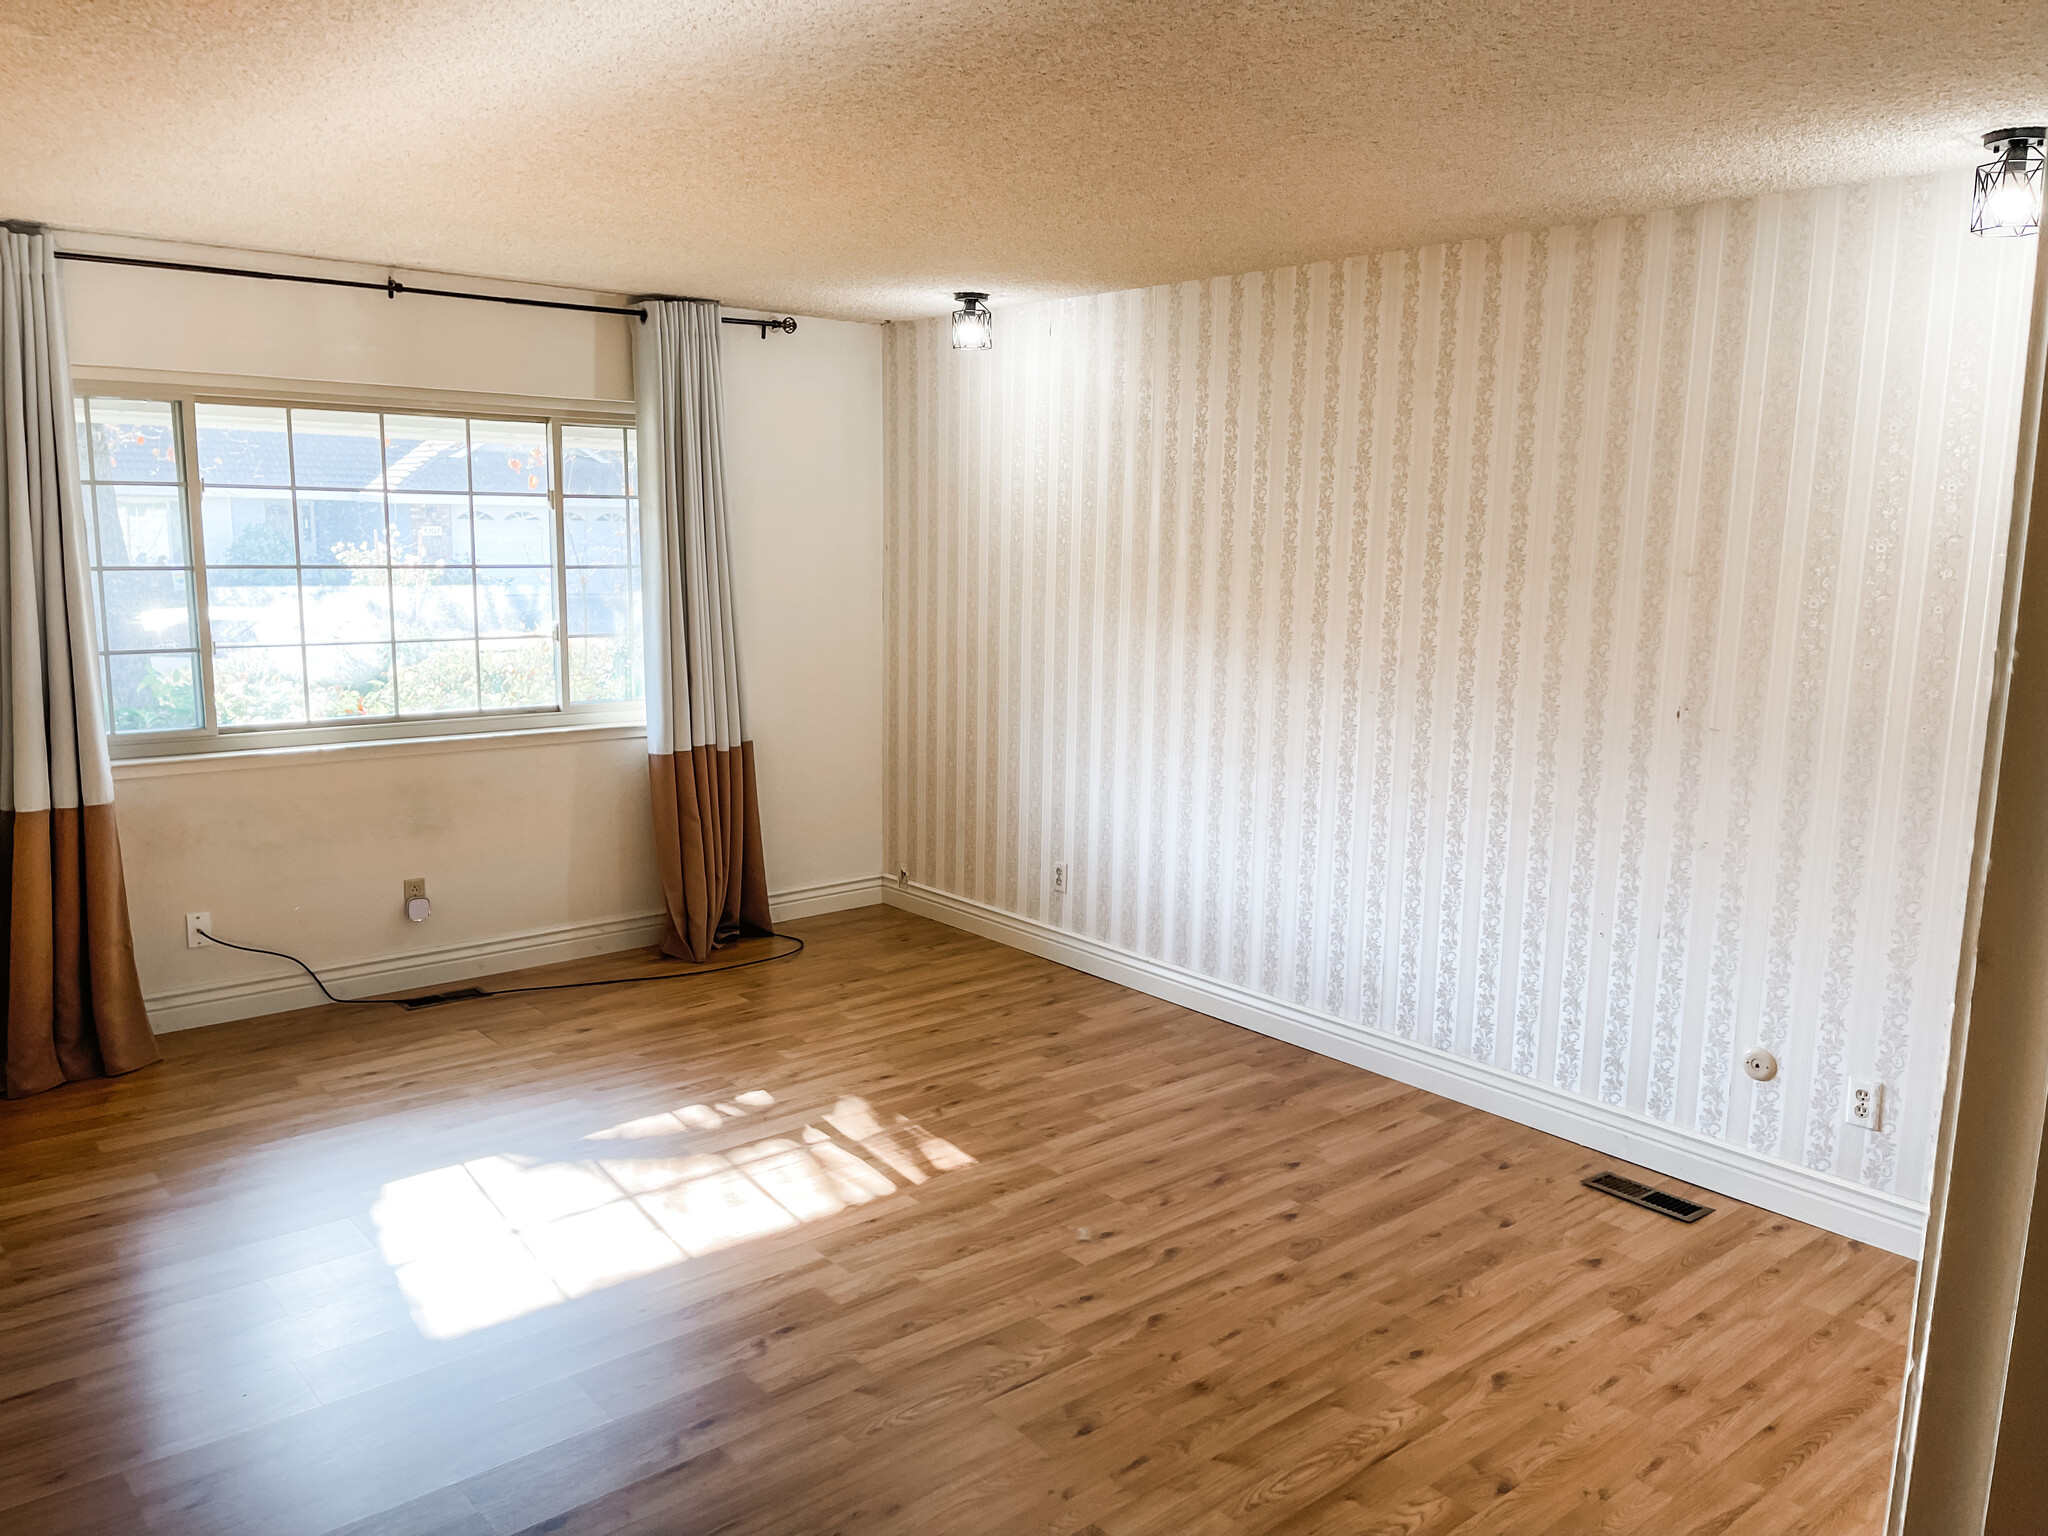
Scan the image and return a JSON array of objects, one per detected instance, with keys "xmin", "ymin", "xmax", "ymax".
[{"xmin": 110, "ymin": 719, "xmax": 648, "ymax": 780}]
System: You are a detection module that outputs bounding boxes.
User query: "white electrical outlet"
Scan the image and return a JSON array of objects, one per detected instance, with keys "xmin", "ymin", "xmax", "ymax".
[
  {"xmin": 1848, "ymin": 1079, "xmax": 1884, "ymax": 1131},
  {"xmin": 1052, "ymin": 863, "xmax": 1068, "ymax": 895},
  {"xmin": 186, "ymin": 912, "xmax": 212, "ymax": 949}
]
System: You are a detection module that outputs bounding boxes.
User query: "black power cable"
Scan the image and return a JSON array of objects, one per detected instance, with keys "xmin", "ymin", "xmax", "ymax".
[{"xmin": 194, "ymin": 928, "xmax": 804, "ymax": 1009}]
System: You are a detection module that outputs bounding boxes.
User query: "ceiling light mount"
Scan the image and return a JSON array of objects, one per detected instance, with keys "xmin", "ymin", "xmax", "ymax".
[
  {"xmin": 1972, "ymin": 127, "xmax": 2045, "ymax": 238},
  {"xmin": 951, "ymin": 291, "xmax": 993, "ymax": 351}
]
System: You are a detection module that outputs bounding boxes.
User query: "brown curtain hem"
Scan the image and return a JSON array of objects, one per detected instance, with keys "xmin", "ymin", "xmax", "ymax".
[
  {"xmin": 648, "ymin": 741, "xmax": 774, "ymax": 964},
  {"xmin": 5, "ymin": 804, "xmax": 158, "ymax": 1100}
]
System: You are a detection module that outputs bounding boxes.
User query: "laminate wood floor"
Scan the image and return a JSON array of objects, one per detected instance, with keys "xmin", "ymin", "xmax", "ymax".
[{"xmin": 0, "ymin": 906, "xmax": 1911, "ymax": 1535}]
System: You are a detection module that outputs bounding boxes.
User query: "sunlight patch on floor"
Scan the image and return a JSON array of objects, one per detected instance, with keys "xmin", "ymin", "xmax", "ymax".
[{"xmin": 369, "ymin": 1091, "xmax": 974, "ymax": 1339}]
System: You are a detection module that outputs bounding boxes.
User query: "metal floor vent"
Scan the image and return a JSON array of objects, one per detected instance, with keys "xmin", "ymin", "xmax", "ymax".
[
  {"xmin": 400, "ymin": 987, "xmax": 489, "ymax": 1011},
  {"xmin": 1583, "ymin": 1171, "xmax": 1712, "ymax": 1222}
]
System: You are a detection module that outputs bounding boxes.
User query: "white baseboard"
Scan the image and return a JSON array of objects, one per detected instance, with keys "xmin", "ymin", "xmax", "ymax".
[
  {"xmin": 145, "ymin": 876, "xmax": 890, "ymax": 1033},
  {"xmin": 145, "ymin": 910, "xmax": 669, "ymax": 1032},
  {"xmin": 881, "ymin": 881, "xmax": 1928, "ymax": 1259},
  {"xmin": 768, "ymin": 875, "xmax": 889, "ymax": 921}
]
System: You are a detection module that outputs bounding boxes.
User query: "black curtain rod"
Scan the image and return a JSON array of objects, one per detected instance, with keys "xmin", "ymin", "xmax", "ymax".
[{"xmin": 51, "ymin": 250, "xmax": 798, "ymax": 333}]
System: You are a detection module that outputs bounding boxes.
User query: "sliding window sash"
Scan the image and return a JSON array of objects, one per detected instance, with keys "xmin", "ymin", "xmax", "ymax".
[{"xmin": 72, "ymin": 373, "xmax": 643, "ymax": 758}]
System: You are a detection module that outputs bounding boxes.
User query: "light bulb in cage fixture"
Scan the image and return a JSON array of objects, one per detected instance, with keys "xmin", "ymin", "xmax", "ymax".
[
  {"xmin": 951, "ymin": 292, "xmax": 993, "ymax": 350},
  {"xmin": 1972, "ymin": 128, "xmax": 2045, "ymax": 237}
]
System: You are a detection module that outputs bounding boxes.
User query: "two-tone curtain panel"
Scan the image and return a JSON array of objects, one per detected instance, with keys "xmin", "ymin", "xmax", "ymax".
[
  {"xmin": 634, "ymin": 300, "xmax": 773, "ymax": 961},
  {"xmin": 2, "ymin": 224, "xmax": 155, "ymax": 1097}
]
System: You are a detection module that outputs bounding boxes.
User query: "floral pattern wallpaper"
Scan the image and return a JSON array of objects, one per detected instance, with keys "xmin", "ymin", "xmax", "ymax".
[{"xmin": 884, "ymin": 171, "xmax": 2036, "ymax": 1203}]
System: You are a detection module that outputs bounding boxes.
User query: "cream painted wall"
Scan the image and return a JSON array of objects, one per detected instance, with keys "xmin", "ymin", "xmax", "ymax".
[
  {"xmin": 114, "ymin": 730, "xmax": 664, "ymax": 1022},
  {"xmin": 722, "ymin": 312, "xmax": 886, "ymax": 896},
  {"xmin": 885, "ymin": 171, "xmax": 2037, "ymax": 1216},
  {"xmin": 60, "ymin": 237, "xmax": 884, "ymax": 1026},
  {"xmin": 59, "ymin": 236, "xmax": 638, "ymax": 401}
]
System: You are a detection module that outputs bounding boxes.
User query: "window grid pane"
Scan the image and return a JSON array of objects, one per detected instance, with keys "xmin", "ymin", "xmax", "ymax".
[
  {"xmin": 190, "ymin": 403, "xmax": 583, "ymax": 728},
  {"xmin": 85, "ymin": 395, "xmax": 638, "ymax": 742},
  {"xmin": 565, "ymin": 426, "xmax": 642, "ymax": 705},
  {"xmin": 80, "ymin": 397, "xmax": 202, "ymax": 733}
]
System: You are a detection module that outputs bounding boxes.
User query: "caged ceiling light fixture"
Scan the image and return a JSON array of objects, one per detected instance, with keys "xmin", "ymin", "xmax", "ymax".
[
  {"xmin": 951, "ymin": 292, "xmax": 993, "ymax": 350},
  {"xmin": 1972, "ymin": 127, "xmax": 2045, "ymax": 237}
]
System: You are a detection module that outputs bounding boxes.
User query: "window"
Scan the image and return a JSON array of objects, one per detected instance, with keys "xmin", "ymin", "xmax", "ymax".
[
  {"xmin": 77, "ymin": 397, "xmax": 203, "ymax": 732},
  {"xmin": 76, "ymin": 389, "xmax": 641, "ymax": 753}
]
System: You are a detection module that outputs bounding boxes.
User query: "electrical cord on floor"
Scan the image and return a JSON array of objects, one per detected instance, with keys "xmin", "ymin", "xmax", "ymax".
[{"xmin": 193, "ymin": 928, "xmax": 806, "ymax": 1009}]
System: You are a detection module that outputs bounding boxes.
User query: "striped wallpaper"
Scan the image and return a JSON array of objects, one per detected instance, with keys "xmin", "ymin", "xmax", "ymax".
[{"xmin": 883, "ymin": 171, "xmax": 2037, "ymax": 1203}]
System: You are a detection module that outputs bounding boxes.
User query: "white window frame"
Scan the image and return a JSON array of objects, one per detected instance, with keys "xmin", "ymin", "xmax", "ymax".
[{"xmin": 74, "ymin": 370, "xmax": 646, "ymax": 760}]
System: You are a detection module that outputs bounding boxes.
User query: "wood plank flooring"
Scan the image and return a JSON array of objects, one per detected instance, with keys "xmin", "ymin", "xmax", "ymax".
[{"xmin": 0, "ymin": 905, "xmax": 1911, "ymax": 1534}]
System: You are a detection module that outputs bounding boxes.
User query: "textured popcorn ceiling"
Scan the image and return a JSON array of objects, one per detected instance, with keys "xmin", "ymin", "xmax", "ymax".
[{"xmin": 2, "ymin": 1, "xmax": 2044, "ymax": 322}]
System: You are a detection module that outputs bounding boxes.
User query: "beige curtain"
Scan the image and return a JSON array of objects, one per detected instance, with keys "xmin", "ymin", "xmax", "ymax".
[
  {"xmin": 634, "ymin": 300, "xmax": 773, "ymax": 960},
  {"xmin": 2, "ymin": 223, "xmax": 155, "ymax": 1097}
]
